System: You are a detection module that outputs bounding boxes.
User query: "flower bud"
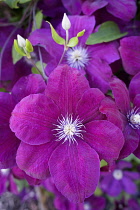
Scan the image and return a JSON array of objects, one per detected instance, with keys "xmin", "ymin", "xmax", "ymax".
[
  {"xmin": 17, "ymin": 34, "xmax": 26, "ymax": 48},
  {"xmin": 62, "ymin": 13, "xmax": 71, "ymax": 30}
]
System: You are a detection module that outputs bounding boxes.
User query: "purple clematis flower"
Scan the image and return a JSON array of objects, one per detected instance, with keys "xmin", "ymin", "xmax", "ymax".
[
  {"xmin": 100, "ymin": 160, "xmax": 140, "ymax": 197},
  {"xmin": 114, "ymin": 198, "xmax": 140, "ymax": 210},
  {"xmin": 100, "ymin": 77, "xmax": 140, "ymax": 159},
  {"xmin": 29, "ymin": 15, "xmax": 120, "ymax": 93},
  {"xmin": 119, "ymin": 36, "xmax": 140, "ymax": 76},
  {"xmin": 0, "ymin": 74, "xmax": 46, "ymax": 168},
  {"xmin": 128, "ymin": 72, "xmax": 140, "ymax": 158},
  {"xmin": 10, "ymin": 65, "xmax": 124, "ymax": 202}
]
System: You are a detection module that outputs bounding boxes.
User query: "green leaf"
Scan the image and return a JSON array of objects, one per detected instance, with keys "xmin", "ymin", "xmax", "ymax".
[
  {"xmin": 25, "ymin": 39, "xmax": 33, "ymax": 52},
  {"xmin": 100, "ymin": 159, "xmax": 107, "ymax": 168},
  {"xmin": 14, "ymin": 40, "xmax": 26, "ymax": 56},
  {"xmin": 4, "ymin": 0, "xmax": 19, "ymax": 8},
  {"xmin": 12, "ymin": 43, "xmax": 22, "ymax": 64},
  {"xmin": 31, "ymin": 61, "xmax": 47, "ymax": 74},
  {"xmin": 32, "ymin": 10, "xmax": 43, "ymax": 31},
  {"xmin": 46, "ymin": 21, "xmax": 65, "ymax": 45},
  {"xmin": 94, "ymin": 187, "xmax": 102, "ymax": 196},
  {"xmin": 67, "ymin": 37, "xmax": 78, "ymax": 47},
  {"xmin": 0, "ymin": 88, "xmax": 6, "ymax": 92},
  {"xmin": 86, "ymin": 21, "xmax": 128, "ymax": 45},
  {"xmin": 77, "ymin": 29, "xmax": 85, "ymax": 37},
  {"xmin": 19, "ymin": 0, "xmax": 31, "ymax": 3}
]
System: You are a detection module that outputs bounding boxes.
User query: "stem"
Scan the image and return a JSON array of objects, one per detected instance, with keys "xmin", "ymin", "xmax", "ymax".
[{"xmin": 30, "ymin": 59, "xmax": 47, "ymax": 81}]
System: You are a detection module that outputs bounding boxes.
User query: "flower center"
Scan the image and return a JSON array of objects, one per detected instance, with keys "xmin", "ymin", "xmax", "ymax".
[
  {"xmin": 113, "ymin": 169, "xmax": 123, "ymax": 180},
  {"xmin": 54, "ymin": 115, "xmax": 84, "ymax": 145},
  {"xmin": 66, "ymin": 46, "xmax": 89, "ymax": 69},
  {"xmin": 127, "ymin": 107, "xmax": 140, "ymax": 129},
  {"xmin": 84, "ymin": 203, "xmax": 92, "ymax": 210}
]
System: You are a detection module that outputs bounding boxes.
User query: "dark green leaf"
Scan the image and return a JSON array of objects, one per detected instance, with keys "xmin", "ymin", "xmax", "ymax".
[
  {"xmin": 86, "ymin": 21, "xmax": 128, "ymax": 45},
  {"xmin": 32, "ymin": 10, "xmax": 43, "ymax": 31}
]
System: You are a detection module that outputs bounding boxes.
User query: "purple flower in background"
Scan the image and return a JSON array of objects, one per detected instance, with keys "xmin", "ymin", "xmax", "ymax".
[
  {"xmin": 29, "ymin": 15, "xmax": 120, "ymax": 93},
  {"xmin": 114, "ymin": 198, "xmax": 140, "ymax": 210},
  {"xmin": 100, "ymin": 77, "xmax": 140, "ymax": 159},
  {"xmin": 119, "ymin": 36, "xmax": 140, "ymax": 76},
  {"xmin": 10, "ymin": 65, "xmax": 124, "ymax": 202},
  {"xmin": 0, "ymin": 74, "xmax": 46, "ymax": 168},
  {"xmin": 100, "ymin": 160, "xmax": 140, "ymax": 197},
  {"xmin": 128, "ymin": 72, "xmax": 140, "ymax": 158}
]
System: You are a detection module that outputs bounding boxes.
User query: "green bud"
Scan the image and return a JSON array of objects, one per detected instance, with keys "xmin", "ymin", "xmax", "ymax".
[
  {"xmin": 77, "ymin": 29, "xmax": 85, "ymax": 37},
  {"xmin": 14, "ymin": 39, "xmax": 26, "ymax": 56},
  {"xmin": 25, "ymin": 39, "xmax": 33, "ymax": 53}
]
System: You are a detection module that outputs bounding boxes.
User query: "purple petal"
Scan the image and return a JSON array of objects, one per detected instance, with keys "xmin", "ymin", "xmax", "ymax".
[
  {"xmin": 10, "ymin": 94, "xmax": 60, "ymax": 145},
  {"xmin": 76, "ymin": 88, "xmax": 105, "ymax": 123},
  {"xmin": 0, "ymin": 126, "xmax": 20, "ymax": 168},
  {"xmin": 99, "ymin": 97, "xmax": 125, "ymax": 130},
  {"xmin": 122, "ymin": 176, "xmax": 137, "ymax": 194},
  {"xmin": 46, "ymin": 65, "xmax": 90, "ymax": 115},
  {"xmin": 12, "ymin": 74, "xmax": 46, "ymax": 103},
  {"xmin": 119, "ymin": 36, "xmax": 140, "ymax": 75},
  {"xmin": 110, "ymin": 78, "xmax": 130, "ymax": 115},
  {"xmin": 84, "ymin": 120, "xmax": 124, "ymax": 165},
  {"xmin": 119, "ymin": 124, "xmax": 139, "ymax": 159},
  {"xmin": 49, "ymin": 141, "xmax": 100, "ymax": 203},
  {"xmin": 117, "ymin": 160, "xmax": 132, "ymax": 170},
  {"xmin": 129, "ymin": 72, "xmax": 140, "ymax": 101},
  {"xmin": 123, "ymin": 171, "xmax": 140, "ymax": 180},
  {"xmin": 82, "ymin": 0, "xmax": 108, "ymax": 16},
  {"xmin": 106, "ymin": 0, "xmax": 137, "ymax": 21},
  {"xmin": 88, "ymin": 41, "xmax": 120, "ymax": 64},
  {"xmin": 86, "ymin": 59, "xmax": 112, "ymax": 93},
  {"xmin": 16, "ymin": 141, "xmax": 59, "ymax": 180},
  {"xmin": 61, "ymin": 0, "xmax": 82, "ymax": 15}
]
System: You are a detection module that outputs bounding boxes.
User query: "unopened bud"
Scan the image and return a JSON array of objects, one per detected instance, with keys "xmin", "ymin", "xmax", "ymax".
[
  {"xmin": 17, "ymin": 34, "xmax": 26, "ymax": 48},
  {"xmin": 62, "ymin": 13, "xmax": 71, "ymax": 30}
]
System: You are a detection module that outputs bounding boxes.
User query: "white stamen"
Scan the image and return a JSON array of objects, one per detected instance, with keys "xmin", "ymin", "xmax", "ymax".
[
  {"xmin": 66, "ymin": 46, "xmax": 89, "ymax": 69},
  {"xmin": 127, "ymin": 107, "xmax": 140, "ymax": 129},
  {"xmin": 84, "ymin": 203, "xmax": 92, "ymax": 210},
  {"xmin": 113, "ymin": 169, "xmax": 123, "ymax": 180},
  {"xmin": 54, "ymin": 115, "xmax": 84, "ymax": 145}
]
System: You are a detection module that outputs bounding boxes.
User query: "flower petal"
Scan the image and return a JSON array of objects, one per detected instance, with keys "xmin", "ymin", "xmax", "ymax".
[
  {"xmin": 46, "ymin": 64, "xmax": 90, "ymax": 115},
  {"xmin": 119, "ymin": 36, "xmax": 140, "ymax": 75},
  {"xmin": 16, "ymin": 141, "xmax": 59, "ymax": 180},
  {"xmin": 84, "ymin": 120, "xmax": 124, "ymax": 165},
  {"xmin": 76, "ymin": 88, "xmax": 105, "ymax": 123},
  {"xmin": 122, "ymin": 176, "xmax": 137, "ymax": 194},
  {"xmin": 10, "ymin": 94, "xmax": 60, "ymax": 145},
  {"xmin": 110, "ymin": 77, "xmax": 130, "ymax": 115},
  {"xmin": 12, "ymin": 74, "xmax": 46, "ymax": 103},
  {"xmin": 49, "ymin": 141, "xmax": 100, "ymax": 203}
]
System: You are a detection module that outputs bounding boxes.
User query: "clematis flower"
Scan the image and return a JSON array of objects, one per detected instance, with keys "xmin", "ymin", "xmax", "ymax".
[
  {"xmin": 10, "ymin": 65, "xmax": 124, "ymax": 202},
  {"xmin": 100, "ymin": 160, "xmax": 140, "ymax": 197},
  {"xmin": 29, "ymin": 15, "xmax": 120, "ymax": 93},
  {"xmin": 100, "ymin": 77, "xmax": 140, "ymax": 159},
  {"xmin": 0, "ymin": 74, "xmax": 46, "ymax": 168},
  {"xmin": 128, "ymin": 72, "xmax": 140, "ymax": 158}
]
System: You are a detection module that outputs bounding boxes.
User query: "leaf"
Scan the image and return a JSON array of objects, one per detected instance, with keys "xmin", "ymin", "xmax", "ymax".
[
  {"xmin": 86, "ymin": 21, "xmax": 128, "ymax": 45},
  {"xmin": 100, "ymin": 159, "xmax": 107, "ymax": 168},
  {"xmin": 12, "ymin": 43, "xmax": 23, "ymax": 64},
  {"xmin": 31, "ymin": 61, "xmax": 47, "ymax": 74},
  {"xmin": 32, "ymin": 10, "xmax": 43, "ymax": 30},
  {"xmin": 19, "ymin": 0, "xmax": 31, "ymax": 3},
  {"xmin": 14, "ymin": 40, "xmax": 26, "ymax": 56},
  {"xmin": 4, "ymin": 0, "xmax": 19, "ymax": 8},
  {"xmin": 67, "ymin": 37, "xmax": 78, "ymax": 47},
  {"xmin": 25, "ymin": 39, "xmax": 33, "ymax": 52},
  {"xmin": 77, "ymin": 29, "xmax": 85, "ymax": 37},
  {"xmin": 46, "ymin": 21, "xmax": 65, "ymax": 45}
]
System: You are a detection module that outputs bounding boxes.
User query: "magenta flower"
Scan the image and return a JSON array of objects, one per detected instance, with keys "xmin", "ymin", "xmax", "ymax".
[
  {"xmin": 10, "ymin": 65, "xmax": 124, "ymax": 202},
  {"xmin": 100, "ymin": 160, "xmax": 140, "ymax": 197},
  {"xmin": 29, "ymin": 15, "xmax": 120, "ymax": 93},
  {"xmin": 100, "ymin": 77, "xmax": 140, "ymax": 159}
]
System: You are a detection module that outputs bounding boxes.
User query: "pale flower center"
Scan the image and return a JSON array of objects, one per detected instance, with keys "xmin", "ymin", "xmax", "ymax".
[
  {"xmin": 1, "ymin": 169, "xmax": 9, "ymax": 175},
  {"xmin": 84, "ymin": 203, "xmax": 92, "ymax": 210},
  {"xmin": 127, "ymin": 107, "xmax": 140, "ymax": 129},
  {"xmin": 66, "ymin": 46, "xmax": 89, "ymax": 69},
  {"xmin": 54, "ymin": 115, "xmax": 84, "ymax": 145},
  {"xmin": 113, "ymin": 169, "xmax": 123, "ymax": 180}
]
